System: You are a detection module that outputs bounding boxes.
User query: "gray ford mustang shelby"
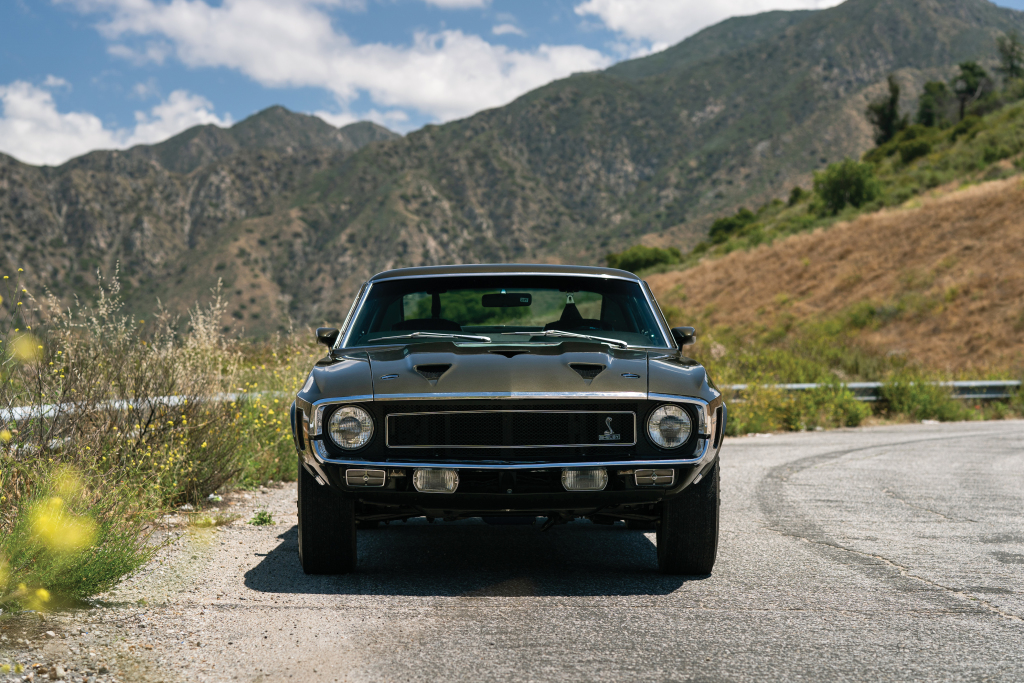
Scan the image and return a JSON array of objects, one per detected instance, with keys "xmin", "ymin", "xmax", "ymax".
[{"xmin": 290, "ymin": 264, "xmax": 726, "ymax": 575}]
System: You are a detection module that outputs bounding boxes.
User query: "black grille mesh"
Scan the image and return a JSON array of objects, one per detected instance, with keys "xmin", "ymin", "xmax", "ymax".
[{"xmin": 387, "ymin": 410, "xmax": 635, "ymax": 447}]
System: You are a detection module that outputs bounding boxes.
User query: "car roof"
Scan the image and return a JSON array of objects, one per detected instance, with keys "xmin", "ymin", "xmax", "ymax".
[{"xmin": 368, "ymin": 263, "xmax": 641, "ymax": 282}]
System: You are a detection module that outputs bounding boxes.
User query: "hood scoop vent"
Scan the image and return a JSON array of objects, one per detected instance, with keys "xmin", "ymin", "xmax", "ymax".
[
  {"xmin": 490, "ymin": 350, "xmax": 529, "ymax": 359},
  {"xmin": 415, "ymin": 364, "xmax": 452, "ymax": 384},
  {"xmin": 569, "ymin": 363, "xmax": 606, "ymax": 384}
]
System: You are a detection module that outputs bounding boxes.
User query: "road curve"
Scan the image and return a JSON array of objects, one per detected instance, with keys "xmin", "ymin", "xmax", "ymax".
[{"xmin": 66, "ymin": 421, "xmax": 1024, "ymax": 681}]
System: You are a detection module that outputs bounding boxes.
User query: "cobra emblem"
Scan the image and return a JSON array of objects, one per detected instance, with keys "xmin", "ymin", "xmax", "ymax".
[{"xmin": 598, "ymin": 416, "xmax": 621, "ymax": 442}]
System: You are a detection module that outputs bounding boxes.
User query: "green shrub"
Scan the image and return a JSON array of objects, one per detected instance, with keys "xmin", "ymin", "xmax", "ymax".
[
  {"xmin": 789, "ymin": 382, "xmax": 871, "ymax": 430},
  {"xmin": 605, "ymin": 245, "xmax": 681, "ymax": 273},
  {"xmin": 982, "ymin": 145, "xmax": 1013, "ymax": 164},
  {"xmin": 899, "ymin": 140, "xmax": 932, "ymax": 164},
  {"xmin": 813, "ymin": 159, "xmax": 881, "ymax": 214},
  {"xmin": 880, "ymin": 373, "xmax": 969, "ymax": 422},
  {"xmin": 249, "ymin": 509, "xmax": 274, "ymax": 526},
  {"xmin": 949, "ymin": 115, "xmax": 981, "ymax": 142},
  {"xmin": 708, "ymin": 208, "xmax": 757, "ymax": 244}
]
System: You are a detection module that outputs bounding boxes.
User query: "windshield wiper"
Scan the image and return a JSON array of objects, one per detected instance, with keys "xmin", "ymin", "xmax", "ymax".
[
  {"xmin": 507, "ymin": 330, "xmax": 630, "ymax": 348},
  {"xmin": 372, "ymin": 331, "xmax": 493, "ymax": 343}
]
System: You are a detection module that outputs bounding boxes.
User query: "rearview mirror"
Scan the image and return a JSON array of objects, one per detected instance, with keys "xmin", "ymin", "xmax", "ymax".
[
  {"xmin": 672, "ymin": 326, "xmax": 696, "ymax": 347},
  {"xmin": 316, "ymin": 327, "xmax": 340, "ymax": 348},
  {"xmin": 482, "ymin": 293, "xmax": 532, "ymax": 307}
]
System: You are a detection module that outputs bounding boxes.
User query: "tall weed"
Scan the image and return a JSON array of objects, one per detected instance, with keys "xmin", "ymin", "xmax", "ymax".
[{"xmin": 0, "ymin": 274, "xmax": 243, "ymax": 607}]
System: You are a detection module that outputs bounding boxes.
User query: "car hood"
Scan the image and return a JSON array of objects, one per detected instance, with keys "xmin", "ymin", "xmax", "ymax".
[{"xmin": 366, "ymin": 342, "xmax": 649, "ymax": 398}]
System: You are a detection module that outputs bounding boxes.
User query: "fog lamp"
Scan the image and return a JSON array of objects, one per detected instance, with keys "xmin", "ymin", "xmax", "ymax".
[
  {"xmin": 413, "ymin": 468, "xmax": 459, "ymax": 493},
  {"xmin": 561, "ymin": 468, "xmax": 608, "ymax": 491}
]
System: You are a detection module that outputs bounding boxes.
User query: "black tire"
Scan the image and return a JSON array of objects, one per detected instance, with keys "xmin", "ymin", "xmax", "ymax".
[
  {"xmin": 297, "ymin": 460, "xmax": 356, "ymax": 574},
  {"xmin": 656, "ymin": 460, "xmax": 719, "ymax": 575}
]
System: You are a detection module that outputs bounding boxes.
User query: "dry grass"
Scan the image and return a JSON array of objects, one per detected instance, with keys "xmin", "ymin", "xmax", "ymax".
[{"xmin": 649, "ymin": 177, "xmax": 1024, "ymax": 374}]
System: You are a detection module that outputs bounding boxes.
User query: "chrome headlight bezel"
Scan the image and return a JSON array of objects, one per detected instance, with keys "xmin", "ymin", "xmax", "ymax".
[
  {"xmin": 328, "ymin": 405, "xmax": 375, "ymax": 450},
  {"xmin": 646, "ymin": 404, "xmax": 693, "ymax": 449}
]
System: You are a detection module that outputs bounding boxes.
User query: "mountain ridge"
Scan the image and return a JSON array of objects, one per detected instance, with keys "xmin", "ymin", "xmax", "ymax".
[{"xmin": 1, "ymin": 0, "xmax": 1022, "ymax": 335}]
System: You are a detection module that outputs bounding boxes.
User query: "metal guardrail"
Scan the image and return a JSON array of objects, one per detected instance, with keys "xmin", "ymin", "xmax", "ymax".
[
  {"xmin": 724, "ymin": 381, "xmax": 1021, "ymax": 402},
  {"xmin": 2, "ymin": 383, "xmax": 1018, "ymax": 423}
]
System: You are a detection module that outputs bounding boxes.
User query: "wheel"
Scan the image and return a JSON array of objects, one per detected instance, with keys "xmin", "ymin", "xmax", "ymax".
[
  {"xmin": 297, "ymin": 460, "xmax": 356, "ymax": 574},
  {"xmin": 656, "ymin": 460, "xmax": 719, "ymax": 575}
]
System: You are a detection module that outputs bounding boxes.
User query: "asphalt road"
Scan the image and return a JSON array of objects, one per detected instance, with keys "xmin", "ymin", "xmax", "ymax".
[{"xmin": 80, "ymin": 421, "xmax": 1024, "ymax": 682}]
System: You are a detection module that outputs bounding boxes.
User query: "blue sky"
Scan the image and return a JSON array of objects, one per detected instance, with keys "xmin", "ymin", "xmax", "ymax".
[{"xmin": 2, "ymin": 0, "xmax": 1023, "ymax": 166}]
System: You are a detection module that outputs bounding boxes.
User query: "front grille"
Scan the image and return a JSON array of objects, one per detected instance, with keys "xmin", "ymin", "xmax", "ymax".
[{"xmin": 386, "ymin": 410, "xmax": 636, "ymax": 448}]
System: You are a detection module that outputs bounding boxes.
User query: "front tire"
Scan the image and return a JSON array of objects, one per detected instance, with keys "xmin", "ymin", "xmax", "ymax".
[
  {"xmin": 657, "ymin": 460, "xmax": 719, "ymax": 575},
  {"xmin": 297, "ymin": 460, "xmax": 356, "ymax": 574}
]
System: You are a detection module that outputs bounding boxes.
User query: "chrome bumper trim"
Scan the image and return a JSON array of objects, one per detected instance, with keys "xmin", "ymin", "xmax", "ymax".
[{"xmin": 311, "ymin": 438, "xmax": 710, "ymax": 470}]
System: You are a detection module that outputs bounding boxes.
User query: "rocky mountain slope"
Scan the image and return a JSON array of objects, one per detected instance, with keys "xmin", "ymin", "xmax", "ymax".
[
  {"xmin": 1, "ymin": 0, "xmax": 1021, "ymax": 335},
  {"xmin": 648, "ymin": 176, "xmax": 1024, "ymax": 373}
]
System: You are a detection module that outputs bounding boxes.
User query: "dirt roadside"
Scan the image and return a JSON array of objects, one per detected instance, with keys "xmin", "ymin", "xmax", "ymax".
[{"xmin": 0, "ymin": 483, "xmax": 299, "ymax": 683}]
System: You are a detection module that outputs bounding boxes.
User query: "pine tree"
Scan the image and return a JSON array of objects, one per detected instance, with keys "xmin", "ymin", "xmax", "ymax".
[{"xmin": 866, "ymin": 75, "xmax": 908, "ymax": 145}]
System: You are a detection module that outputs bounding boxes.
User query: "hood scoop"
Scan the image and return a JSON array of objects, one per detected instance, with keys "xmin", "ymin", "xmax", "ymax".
[
  {"xmin": 569, "ymin": 363, "xmax": 606, "ymax": 384},
  {"xmin": 415, "ymin": 364, "xmax": 452, "ymax": 385},
  {"xmin": 490, "ymin": 350, "xmax": 529, "ymax": 359}
]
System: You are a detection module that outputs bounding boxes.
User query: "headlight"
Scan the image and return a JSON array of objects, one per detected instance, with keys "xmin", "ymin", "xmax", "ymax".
[
  {"xmin": 647, "ymin": 404, "xmax": 692, "ymax": 449},
  {"xmin": 328, "ymin": 406, "xmax": 374, "ymax": 450}
]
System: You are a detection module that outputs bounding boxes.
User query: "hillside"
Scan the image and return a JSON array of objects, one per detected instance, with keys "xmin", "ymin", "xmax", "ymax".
[
  {"xmin": 648, "ymin": 177, "xmax": 1024, "ymax": 373},
  {"xmin": 1, "ymin": 0, "xmax": 1022, "ymax": 335}
]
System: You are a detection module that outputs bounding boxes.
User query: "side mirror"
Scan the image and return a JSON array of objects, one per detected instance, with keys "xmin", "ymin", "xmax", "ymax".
[
  {"xmin": 316, "ymin": 327, "xmax": 340, "ymax": 348},
  {"xmin": 671, "ymin": 326, "xmax": 697, "ymax": 347}
]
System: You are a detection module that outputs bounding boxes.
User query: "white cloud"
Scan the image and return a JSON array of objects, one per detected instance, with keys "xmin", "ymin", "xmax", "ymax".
[
  {"xmin": 422, "ymin": 0, "xmax": 488, "ymax": 7},
  {"xmin": 108, "ymin": 41, "xmax": 172, "ymax": 65},
  {"xmin": 492, "ymin": 23, "xmax": 526, "ymax": 37},
  {"xmin": 130, "ymin": 90, "xmax": 233, "ymax": 145},
  {"xmin": 59, "ymin": 0, "xmax": 610, "ymax": 123},
  {"xmin": 574, "ymin": 0, "xmax": 844, "ymax": 50},
  {"xmin": 43, "ymin": 75, "xmax": 71, "ymax": 89},
  {"xmin": 314, "ymin": 107, "xmax": 408, "ymax": 129},
  {"xmin": 0, "ymin": 79, "xmax": 231, "ymax": 166}
]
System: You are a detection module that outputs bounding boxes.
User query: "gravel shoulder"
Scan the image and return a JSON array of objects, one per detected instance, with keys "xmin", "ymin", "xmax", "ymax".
[{"xmin": 3, "ymin": 421, "xmax": 1023, "ymax": 682}]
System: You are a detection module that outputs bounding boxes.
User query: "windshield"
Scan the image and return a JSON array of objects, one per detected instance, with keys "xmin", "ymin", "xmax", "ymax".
[{"xmin": 342, "ymin": 275, "xmax": 670, "ymax": 348}]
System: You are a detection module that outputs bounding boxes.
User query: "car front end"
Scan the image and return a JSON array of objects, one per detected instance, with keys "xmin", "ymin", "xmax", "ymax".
[{"xmin": 291, "ymin": 265, "xmax": 725, "ymax": 575}]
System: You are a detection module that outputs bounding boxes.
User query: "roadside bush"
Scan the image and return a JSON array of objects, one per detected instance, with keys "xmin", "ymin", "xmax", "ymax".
[
  {"xmin": 605, "ymin": 245, "xmax": 681, "ymax": 273},
  {"xmin": 0, "ymin": 275, "xmax": 246, "ymax": 607},
  {"xmin": 722, "ymin": 381, "xmax": 789, "ymax": 436},
  {"xmin": 880, "ymin": 372, "xmax": 969, "ymax": 422},
  {"xmin": 235, "ymin": 338, "xmax": 319, "ymax": 486},
  {"xmin": 813, "ymin": 159, "xmax": 881, "ymax": 214},
  {"xmin": 723, "ymin": 380, "xmax": 869, "ymax": 436},
  {"xmin": 789, "ymin": 382, "xmax": 871, "ymax": 430}
]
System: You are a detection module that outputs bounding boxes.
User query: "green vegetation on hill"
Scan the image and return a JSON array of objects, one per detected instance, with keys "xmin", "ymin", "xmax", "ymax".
[{"xmin": 615, "ymin": 73, "xmax": 1024, "ymax": 277}]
